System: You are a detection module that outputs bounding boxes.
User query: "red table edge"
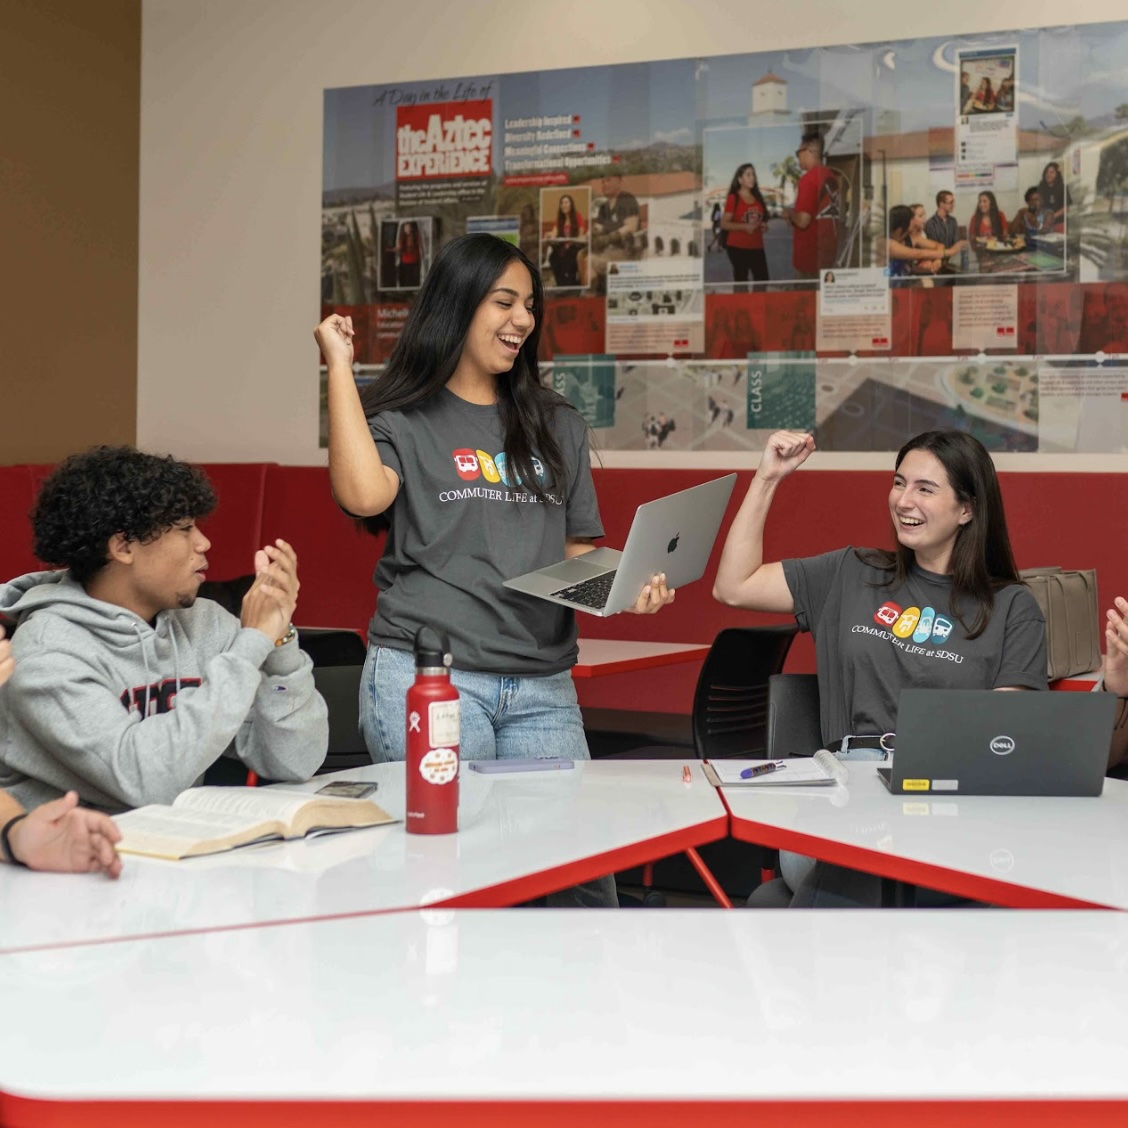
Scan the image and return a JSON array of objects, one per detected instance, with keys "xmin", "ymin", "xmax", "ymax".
[
  {"xmin": 0, "ymin": 813, "xmax": 730, "ymax": 958},
  {"xmin": 571, "ymin": 645, "xmax": 710, "ymax": 678},
  {"xmin": 0, "ymin": 902, "xmax": 412, "ymax": 960},
  {"xmin": 3, "ymin": 1096, "xmax": 1127, "ymax": 1128},
  {"xmin": 724, "ymin": 806, "xmax": 1109, "ymax": 910}
]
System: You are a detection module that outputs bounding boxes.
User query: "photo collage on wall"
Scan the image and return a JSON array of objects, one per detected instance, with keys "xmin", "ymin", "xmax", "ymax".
[{"xmin": 320, "ymin": 24, "xmax": 1128, "ymax": 456}]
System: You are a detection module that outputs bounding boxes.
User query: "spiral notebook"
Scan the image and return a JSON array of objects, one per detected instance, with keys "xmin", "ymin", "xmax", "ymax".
[{"xmin": 705, "ymin": 750, "xmax": 848, "ymax": 787}]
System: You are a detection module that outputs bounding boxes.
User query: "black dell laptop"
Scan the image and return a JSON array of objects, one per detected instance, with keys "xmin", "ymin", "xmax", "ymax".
[{"xmin": 876, "ymin": 689, "xmax": 1115, "ymax": 797}]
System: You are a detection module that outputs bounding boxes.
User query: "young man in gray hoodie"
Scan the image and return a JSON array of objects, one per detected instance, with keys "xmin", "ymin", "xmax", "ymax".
[
  {"xmin": 0, "ymin": 447, "xmax": 328, "ymax": 812},
  {"xmin": 0, "ymin": 625, "xmax": 122, "ymax": 873}
]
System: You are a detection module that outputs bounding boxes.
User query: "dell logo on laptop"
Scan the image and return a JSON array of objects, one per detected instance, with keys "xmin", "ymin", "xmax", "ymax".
[{"xmin": 990, "ymin": 735, "xmax": 1016, "ymax": 756}]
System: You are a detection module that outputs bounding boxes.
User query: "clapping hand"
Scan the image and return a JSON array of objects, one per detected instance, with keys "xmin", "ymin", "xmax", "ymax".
[
  {"xmin": 241, "ymin": 539, "xmax": 300, "ymax": 643},
  {"xmin": 1105, "ymin": 596, "xmax": 1128, "ymax": 697},
  {"xmin": 0, "ymin": 626, "xmax": 12, "ymax": 687},
  {"xmin": 9, "ymin": 792, "xmax": 123, "ymax": 877}
]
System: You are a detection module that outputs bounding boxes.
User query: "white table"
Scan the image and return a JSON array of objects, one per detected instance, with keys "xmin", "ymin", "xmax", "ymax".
[
  {"xmin": 0, "ymin": 760, "xmax": 726, "ymax": 955},
  {"xmin": 573, "ymin": 638, "xmax": 710, "ymax": 678},
  {"xmin": 2, "ymin": 909, "xmax": 1128, "ymax": 1125},
  {"xmin": 724, "ymin": 763, "xmax": 1128, "ymax": 908}
]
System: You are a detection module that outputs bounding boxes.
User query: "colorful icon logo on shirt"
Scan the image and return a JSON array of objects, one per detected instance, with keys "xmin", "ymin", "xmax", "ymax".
[
  {"xmin": 477, "ymin": 450, "xmax": 501, "ymax": 483},
  {"xmin": 891, "ymin": 607, "xmax": 921, "ymax": 638},
  {"xmin": 450, "ymin": 448, "xmax": 547, "ymax": 488},
  {"xmin": 931, "ymin": 616, "xmax": 954, "ymax": 642},
  {"xmin": 494, "ymin": 452, "xmax": 513, "ymax": 486},
  {"xmin": 870, "ymin": 600, "xmax": 956, "ymax": 648},
  {"xmin": 874, "ymin": 601, "xmax": 902, "ymax": 628},
  {"xmin": 912, "ymin": 607, "xmax": 935, "ymax": 643},
  {"xmin": 452, "ymin": 449, "xmax": 480, "ymax": 480}
]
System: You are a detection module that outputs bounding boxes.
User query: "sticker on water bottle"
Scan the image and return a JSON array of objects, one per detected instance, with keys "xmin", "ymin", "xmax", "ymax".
[
  {"xmin": 429, "ymin": 700, "xmax": 460, "ymax": 747},
  {"xmin": 419, "ymin": 748, "xmax": 458, "ymax": 785}
]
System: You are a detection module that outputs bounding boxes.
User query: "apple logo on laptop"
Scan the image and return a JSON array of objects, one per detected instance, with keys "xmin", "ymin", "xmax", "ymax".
[
  {"xmin": 990, "ymin": 735, "xmax": 1016, "ymax": 756},
  {"xmin": 667, "ymin": 533, "xmax": 679, "ymax": 554}
]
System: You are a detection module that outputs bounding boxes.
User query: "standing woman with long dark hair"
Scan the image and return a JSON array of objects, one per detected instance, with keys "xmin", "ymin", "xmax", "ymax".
[
  {"xmin": 396, "ymin": 220, "xmax": 422, "ymax": 288},
  {"xmin": 1038, "ymin": 161, "xmax": 1071, "ymax": 229},
  {"xmin": 545, "ymin": 193, "xmax": 586, "ymax": 286},
  {"xmin": 722, "ymin": 163, "xmax": 770, "ymax": 284},
  {"xmin": 714, "ymin": 428, "xmax": 1047, "ymax": 906},
  {"xmin": 315, "ymin": 234, "xmax": 672, "ymax": 907}
]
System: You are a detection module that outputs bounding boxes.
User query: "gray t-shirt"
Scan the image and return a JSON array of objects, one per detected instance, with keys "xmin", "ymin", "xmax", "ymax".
[
  {"xmin": 368, "ymin": 389, "xmax": 603, "ymax": 675},
  {"xmin": 783, "ymin": 547, "xmax": 1047, "ymax": 744}
]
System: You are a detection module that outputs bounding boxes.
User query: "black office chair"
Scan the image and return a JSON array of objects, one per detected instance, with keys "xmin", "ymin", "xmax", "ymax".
[
  {"xmin": 312, "ymin": 663, "xmax": 373, "ymax": 774},
  {"xmin": 294, "ymin": 627, "xmax": 373, "ymax": 774},
  {"xmin": 594, "ymin": 625, "xmax": 799, "ymax": 762},
  {"xmin": 765, "ymin": 673, "xmax": 823, "ymax": 759},
  {"xmin": 297, "ymin": 627, "xmax": 367, "ymax": 667},
  {"xmin": 691, "ymin": 625, "xmax": 800, "ymax": 759}
]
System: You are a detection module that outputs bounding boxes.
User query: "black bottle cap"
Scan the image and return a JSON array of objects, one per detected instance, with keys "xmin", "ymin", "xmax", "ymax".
[{"xmin": 414, "ymin": 625, "xmax": 453, "ymax": 668}]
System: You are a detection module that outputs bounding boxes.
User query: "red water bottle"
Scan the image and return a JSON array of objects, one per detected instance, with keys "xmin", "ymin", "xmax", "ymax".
[{"xmin": 405, "ymin": 626, "xmax": 460, "ymax": 835}]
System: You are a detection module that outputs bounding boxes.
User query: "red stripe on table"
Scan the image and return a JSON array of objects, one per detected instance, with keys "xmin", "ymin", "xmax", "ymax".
[{"xmin": 4, "ymin": 1097, "xmax": 1128, "ymax": 1128}]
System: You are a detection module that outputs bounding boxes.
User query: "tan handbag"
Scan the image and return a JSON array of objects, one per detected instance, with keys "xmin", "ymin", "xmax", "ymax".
[{"xmin": 1019, "ymin": 567, "xmax": 1101, "ymax": 680}]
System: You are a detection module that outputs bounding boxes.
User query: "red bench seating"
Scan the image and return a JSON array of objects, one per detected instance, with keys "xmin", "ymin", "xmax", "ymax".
[{"xmin": 2, "ymin": 461, "xmax": 1122, "ymax": 717}]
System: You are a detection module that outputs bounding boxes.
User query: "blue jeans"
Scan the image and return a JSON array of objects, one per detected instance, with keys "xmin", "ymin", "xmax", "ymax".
[{"xmin": 360, "ymin": 645, "xmax": 617, "ymax": 908}]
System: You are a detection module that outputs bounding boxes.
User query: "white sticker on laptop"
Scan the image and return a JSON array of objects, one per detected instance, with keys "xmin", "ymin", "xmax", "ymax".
[{"xmin": 931, "ymin": 779, "xmax": 959, "ymax": 791}]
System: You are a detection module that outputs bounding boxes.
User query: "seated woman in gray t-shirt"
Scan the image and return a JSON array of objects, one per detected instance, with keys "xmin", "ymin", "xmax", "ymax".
[{"xmin": 713, "ymin": 428, "xmax": 1047, "ymax": 906}]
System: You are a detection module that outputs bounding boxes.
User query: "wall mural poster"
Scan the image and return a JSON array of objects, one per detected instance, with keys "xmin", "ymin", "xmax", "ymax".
[{"xmin": 321, "ymin": 23, "xmax": 1128, "ymax": 454}]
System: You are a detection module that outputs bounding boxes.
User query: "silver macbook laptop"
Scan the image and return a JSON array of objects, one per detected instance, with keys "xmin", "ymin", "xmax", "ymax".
[
  {"xmin": 876, "ymin": 689, "xmax": 1115, "ymax": 797},
  {"xmin": 503, "ymin": 474, "xmax": 737, "ymax": 617}
]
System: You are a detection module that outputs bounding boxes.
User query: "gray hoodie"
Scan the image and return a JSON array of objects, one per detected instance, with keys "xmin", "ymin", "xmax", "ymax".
[{"xmin": 0, "ymin": 571, "xmax": 328, "ymax": 811}]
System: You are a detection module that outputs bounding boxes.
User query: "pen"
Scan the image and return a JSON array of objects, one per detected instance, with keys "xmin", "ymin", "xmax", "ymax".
[
  {"xmin": 740, "ymin": 760, "xmax": 785, "ymax": 780},
  {"xmin": 682, "ymin": 765, "xmax": 692, "ymax": 783}
]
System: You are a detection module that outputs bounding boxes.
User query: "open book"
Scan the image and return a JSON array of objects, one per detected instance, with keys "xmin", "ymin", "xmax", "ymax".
[
  {"xmin": 707, "ymin": 750, "xmax": 848, "ymax": 787},
  {"xmin": 113, "ymin": 787, "xmax": 396, "ymax": 860}
]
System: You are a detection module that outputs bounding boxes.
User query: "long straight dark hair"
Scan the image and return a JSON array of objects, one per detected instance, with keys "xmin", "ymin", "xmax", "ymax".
[
  {"xmin": 357, "ymin": 233, "xmax": 571, "ymax": 533},
  {"xmin": 970, "ymin": 191, "xmax": 1004, "ymax": 239},
  {"xmin": 726, "ymin": 163, "xmax": 768, "ymax": 216},
  {"xmin": 1039, "ymin": 161, "xmax": 1066, "ymax": 212},
  {"xmin": 554, "ymin": 195, "xmax": 582, "ymax": 237},
  {"xmin": 861, "ymin": 430, "xmax": 1021, "ymax": 639}
]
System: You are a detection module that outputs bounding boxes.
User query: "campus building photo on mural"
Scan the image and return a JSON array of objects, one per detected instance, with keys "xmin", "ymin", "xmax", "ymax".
[{"xmin": 319, "ymin": 21, "xmax": 1128, "ymax": 457}]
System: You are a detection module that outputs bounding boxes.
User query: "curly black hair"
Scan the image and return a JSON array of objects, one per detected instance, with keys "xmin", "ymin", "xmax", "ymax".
[{"xmin": 32, "ymin": 446, "xmax": 217, "ymax": 584}]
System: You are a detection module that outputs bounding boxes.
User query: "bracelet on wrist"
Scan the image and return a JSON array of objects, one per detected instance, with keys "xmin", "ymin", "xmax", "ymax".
[
  {"xmin": 274, "ymin": 623, "xmax": 297, "ymax": 648},
  {"xmin": 1, "ymin": 813, "xmax": 29, "ymax": 867}
]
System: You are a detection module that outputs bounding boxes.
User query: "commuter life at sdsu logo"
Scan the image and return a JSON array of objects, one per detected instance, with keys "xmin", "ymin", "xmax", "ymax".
[
  {"xmin": 450, "ymin": 448, "xmax": 546, "ymax": 488},
  {"xmin": 873, "ymin": 601, "xmax": 954, "ymax": 646}
]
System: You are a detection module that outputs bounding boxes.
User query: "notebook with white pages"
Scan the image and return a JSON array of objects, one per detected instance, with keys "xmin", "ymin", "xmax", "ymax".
[{"xmin": 706, "ymin": 750, "xmax": 848, "ymax": 787}]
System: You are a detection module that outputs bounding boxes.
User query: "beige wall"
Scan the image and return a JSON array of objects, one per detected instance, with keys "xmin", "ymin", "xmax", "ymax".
[
  {"xmin": 1, "ymin": 0, "xmax": 140, "ymax": 465},
  {"xmin": 129, "ymin": 2, "xmax": 1128, "ymax": 469}
]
